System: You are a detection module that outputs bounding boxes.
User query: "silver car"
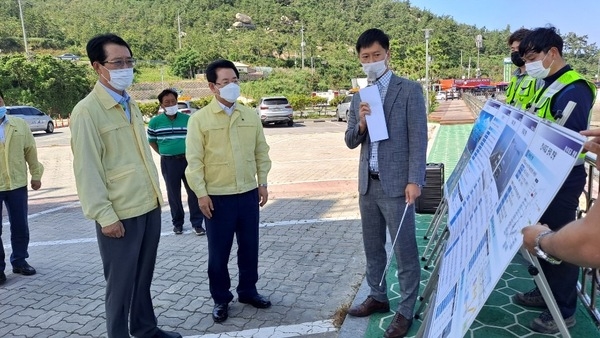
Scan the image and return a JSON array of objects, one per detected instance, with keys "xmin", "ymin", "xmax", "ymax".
[
  {"xmin": 57, "ymin": 53, "xmax": 81, "ymax": 61},
  {"xmin": 257, "ymin": 96, "xmax": 294, "ymax": 127},
  {"xmin": 7, "ymin": 106, "xmax": 54, "ymax": 133},
  {"xmin": 336, "ymin": 94, "xmax": 353, "ymax": 122}
]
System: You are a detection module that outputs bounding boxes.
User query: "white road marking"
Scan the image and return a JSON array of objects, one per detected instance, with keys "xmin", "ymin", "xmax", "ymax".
[
  {"xmin": 182, "ymin": 319, "xmax": 336, "ymax": 338},
  {"xmin": 2, "ymin": 201, "xmax": 81, "ymax": 226},
  {"xmin": 6, "ymin": 217, "xmax": 355, "ymax": 249}
]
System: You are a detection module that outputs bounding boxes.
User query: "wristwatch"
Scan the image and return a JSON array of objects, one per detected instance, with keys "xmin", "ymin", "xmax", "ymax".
[
  {"xmin": 534, "ymin": 230, "xmax": 562, "ymax": 265},
  {"xmin": 258, "ymin": 183, "xmax": 267, "ymax": 187}
]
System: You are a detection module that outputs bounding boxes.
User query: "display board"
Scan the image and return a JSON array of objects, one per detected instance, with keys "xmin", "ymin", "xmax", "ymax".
[{"xmin": 425, "ymin": 100, "xmax": 586, "ymax": 337}]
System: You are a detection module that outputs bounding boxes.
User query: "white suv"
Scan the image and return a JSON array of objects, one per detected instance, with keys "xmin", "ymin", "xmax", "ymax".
[
  {"xmin": 257, "ymin": 96, "xmax": 294, "ymax": 127},
  {"xmin": 336, "ymin": 94, "xmax": 353, "ymax": 122},
  {"xmin": 7, "ymin": 106, "xmax": 54, "ymax": 133}
]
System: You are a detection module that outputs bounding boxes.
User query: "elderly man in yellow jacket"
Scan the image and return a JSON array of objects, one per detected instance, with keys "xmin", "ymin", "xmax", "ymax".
[
  {"xmin": 70, "ymin": 34, "xmax": 181, "ymax": 338},
  {"xmin": 0, "ymin": 90, "xmax": 43, "ymax": 285}
]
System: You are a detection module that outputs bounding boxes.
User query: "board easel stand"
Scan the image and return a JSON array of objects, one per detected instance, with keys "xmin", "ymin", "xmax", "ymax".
[
  {"xmin": 414, "ymin": 101, "xmax": 580, "ymax": 337},
  {"xmin": 415, "ymin": 203, "xmax": 572, "ymax": 338}
]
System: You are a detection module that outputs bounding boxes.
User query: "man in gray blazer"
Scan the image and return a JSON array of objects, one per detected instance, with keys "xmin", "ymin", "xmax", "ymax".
[{"xmin": 345, "ymin": 28, "xmax": 427, "ymax": 338}]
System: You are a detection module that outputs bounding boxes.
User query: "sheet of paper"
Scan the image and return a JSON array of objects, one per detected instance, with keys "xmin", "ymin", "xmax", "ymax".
[{"xmin": 359, "ymin": 85, "xmax": 389, "ymax": 142}]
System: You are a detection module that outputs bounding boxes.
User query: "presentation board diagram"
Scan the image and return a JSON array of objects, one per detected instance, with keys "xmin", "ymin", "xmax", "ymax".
[{"xmin": 424, "ymin": 100, "xmax": 586, "ymax": 337}]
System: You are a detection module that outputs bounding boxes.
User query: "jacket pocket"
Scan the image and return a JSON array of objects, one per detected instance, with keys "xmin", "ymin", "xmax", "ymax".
[{"xmin": 105, "ymin": 164, "xmax": 147, "ymax": 212}]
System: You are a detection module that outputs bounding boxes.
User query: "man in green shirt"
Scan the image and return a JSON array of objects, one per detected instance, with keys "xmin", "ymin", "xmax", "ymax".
[{"xmin": 148, "ymin": 89, "xmax": 205, "ymax": 235}]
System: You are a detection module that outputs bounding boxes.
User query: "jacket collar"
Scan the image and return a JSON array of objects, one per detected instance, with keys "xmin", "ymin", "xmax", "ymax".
[{"xmin": 93, "ymin": 82, "xmax": 126, "ymax": 110}]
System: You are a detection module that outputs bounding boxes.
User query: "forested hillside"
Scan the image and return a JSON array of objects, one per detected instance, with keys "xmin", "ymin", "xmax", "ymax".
[{"xmin": 1, "ymin": 0, "xmax": 598, "ymax": 88}]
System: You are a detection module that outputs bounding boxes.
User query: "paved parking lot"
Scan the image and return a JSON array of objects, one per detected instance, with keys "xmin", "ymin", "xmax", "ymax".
[{"xmin": 0, "ymin": 120, "xmax": 366, "ymax": 338}]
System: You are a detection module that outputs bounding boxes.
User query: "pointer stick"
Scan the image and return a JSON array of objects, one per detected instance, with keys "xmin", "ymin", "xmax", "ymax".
[{"xmin": 379, "ymin": 202, "xmax": 410, "ymax": 286}]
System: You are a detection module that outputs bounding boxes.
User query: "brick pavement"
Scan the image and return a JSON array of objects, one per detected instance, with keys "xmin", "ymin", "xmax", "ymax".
[{"xmin": 0, "ymin": 123, "xmax": 366, "ymax": 338}]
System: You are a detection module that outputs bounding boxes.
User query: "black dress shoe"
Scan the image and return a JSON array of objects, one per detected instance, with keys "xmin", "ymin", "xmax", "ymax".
[
  {"xmin": 13, "ymin": 264, "xmax": 36, "ymax": 276},
  {"xmin": 0, "ymin": 272, "xmax": 6, "ymax": 285},
  {"xmin": 212, "ymin": 303, "xmax": 229, "ymax": 323},
  {"xmin": 239, "ymin": 294, "xmax": 271, "ymax": 309},
  {"xmin": 150, "ymin": 328, "xmax": 182, "ymax": 338}
]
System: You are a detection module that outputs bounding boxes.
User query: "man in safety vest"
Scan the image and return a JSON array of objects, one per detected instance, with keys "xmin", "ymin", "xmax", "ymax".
[
  {"xmin": 512, "ymin": 26, "xmax": 596, "ymax": 334},
  {"xmin": 505, "ymin": 28, "xmax": 540, "ymax": 110}
]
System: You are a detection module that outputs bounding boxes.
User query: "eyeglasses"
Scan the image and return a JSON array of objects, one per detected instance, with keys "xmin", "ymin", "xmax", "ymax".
[
  {"xmin": 214, "ymin": 80, "xmax": 239, "ymax": 87},
  {"xmin": 102, "ymin": 58, "xmax": 136, "ymax": 68}
]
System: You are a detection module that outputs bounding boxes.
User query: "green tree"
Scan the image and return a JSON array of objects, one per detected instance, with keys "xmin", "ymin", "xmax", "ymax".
[
  {"xmin": 0, "ymin": 54, "xmax": 93, "ymax": 117},
  {"xmin": 171, "ymin": 48, "xmax": 201, "ymax": 79}
]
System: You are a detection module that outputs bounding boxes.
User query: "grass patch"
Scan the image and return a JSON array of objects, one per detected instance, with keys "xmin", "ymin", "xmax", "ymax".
[
  {"xmin": 136, "ymin": 66, "xmax": 183, "ymax": 83},
  {"xmin": 332, "ymin": 301, "xmax": 352, "ymax": 328}
]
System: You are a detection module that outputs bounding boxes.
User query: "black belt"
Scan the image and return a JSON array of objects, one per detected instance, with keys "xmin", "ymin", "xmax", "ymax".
[
  {"xmin": 369, "ymin": 172, "xmax": 380, "ymax": 180},
  {"xmin": 162, "ymin": 154, "xmax": 186, "ymax": 159}
]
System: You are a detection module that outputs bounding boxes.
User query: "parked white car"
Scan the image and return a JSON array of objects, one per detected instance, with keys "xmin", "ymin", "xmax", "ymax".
[
  {"xmin": 256, "ymin": 96, "xmax": 294, "ymax": 127},
  {"xmin": 336, "ymin": 94, "xmax": 353, "ymax": 122},
  {"xmin": 7, "ymin": 106, "xmax": 54, "ymax": 133}
]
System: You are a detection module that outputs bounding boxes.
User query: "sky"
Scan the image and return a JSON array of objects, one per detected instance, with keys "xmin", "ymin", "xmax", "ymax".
[{"xmin": 406, "ymin": 0, "xmax": 600, "ymax": 46}]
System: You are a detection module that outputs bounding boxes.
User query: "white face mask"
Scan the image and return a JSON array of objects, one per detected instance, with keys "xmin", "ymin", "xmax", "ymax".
[
  {"xmin": 102, "ymin": 66, "xmax": 134, "ymax": 91},
  {"xmin": 218, "ymin": 83, "xmax": 241, "ymax": 103},
  {"xmin": 361, "ymin": 57, "xmax": 388, "ymax": 82},
  {"xmin": 164, "ymin": 105, "xmax": 178, "ymax": 116},
  {"xmin": 525, "ymin": 53, "xmax": 553, "ymax": 79}
]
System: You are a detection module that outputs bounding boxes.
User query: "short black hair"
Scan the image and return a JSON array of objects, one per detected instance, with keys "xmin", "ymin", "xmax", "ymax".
[
  {"xmin": 205, "ymin": 59, "xmax": 239, "ymax": 84},
  {"xmin": 356, "ymin": 28, "xmax": 390, "ymax": 53},
  {"xmin": 86, "ymin": 33, "xmax": 133, "ymax": 65},
  {"xmin": 519, "ymin": 26, "xmax": 563, "ymax": 57},
  {"xmin": 158, "ymin": 89, "xmax": 178, "ymax": 104},
  {"xmin": 508, "ymin": 28, "xmax": 531, "ymax": 46}
]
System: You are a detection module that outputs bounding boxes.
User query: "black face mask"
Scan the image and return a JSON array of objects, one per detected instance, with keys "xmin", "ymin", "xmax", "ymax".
[{"xmin": 511, "ymin": 51, "xmax": 525, "ymax": 67}]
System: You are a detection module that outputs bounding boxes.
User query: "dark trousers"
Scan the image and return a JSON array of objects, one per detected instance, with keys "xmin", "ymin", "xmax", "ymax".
[
  {"xmin": 0, "ymin": 186, "xmax": 30, "ymax": 271},
  {"xmin": 537, "ymin": 166, "xmax": 586, "ymax": 318},
  {"xmin": 96, "ymin": 207, "xmax": 161, "ymax": 338},
  {"xmin": 161, "ymin": 156, "xmax": 203, "ymax": 229},
  {"xmin": 206, "ymin": 189, "xmax": 260, "ymax": 304}
]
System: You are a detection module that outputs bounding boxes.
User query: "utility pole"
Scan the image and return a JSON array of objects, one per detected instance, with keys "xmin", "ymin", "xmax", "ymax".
[
  {"xmin": 423, "ymin": 29, "xmax": 433, "ymax": 113},
  {"xmin": 300, "ymin": 24, "xmax": 305, "ymax": 70},
  {"xmin": 468, "ymin": 56, "xmax": 472, "ymax": 78},
  {"xmin": 177, "ymin": 11, "xmax": 182, "ymax": 49},
  {"xmin": 460, "ymin": 50, "xmax": 464, "ymax": 77},
  {"xmin": 17, "ymin": 0, "xmax": 29, "ymax": 59},
  {"xmin": 476, "ymin": 34, "xmax": 483, "ymax": 78}
]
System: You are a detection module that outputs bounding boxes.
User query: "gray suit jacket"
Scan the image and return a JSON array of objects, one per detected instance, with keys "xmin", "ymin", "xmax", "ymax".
[{"xmin": 344, "ymin": 73, "xmax": 428, "ymax": 197}]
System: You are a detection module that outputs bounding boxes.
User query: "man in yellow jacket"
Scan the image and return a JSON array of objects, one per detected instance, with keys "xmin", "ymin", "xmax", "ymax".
[
  {"xmin": 70, "ymin": 34, "xmax": 181, "ymax": 338},
  {"xmin": 0, "ymin": 90, "xmax": 43, "ymax": 284},
  {"xmin": 185, "ymin": 59, "xmax": 272, "ymax": 323}
]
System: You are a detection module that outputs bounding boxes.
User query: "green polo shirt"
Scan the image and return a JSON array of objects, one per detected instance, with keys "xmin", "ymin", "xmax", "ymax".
[{"xmin": 147, "ymin": 112, "xmax": 190, "ymax": 156}]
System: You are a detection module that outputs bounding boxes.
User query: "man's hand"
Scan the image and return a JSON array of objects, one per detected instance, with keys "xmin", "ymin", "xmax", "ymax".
[
  {"xmin": 521, "ymin": 223, "xmax": 550, "ymax": 253},
  {"xmin": 30, "ymin": 180, "xmax": 41, "ymax": 190},
  {"xmin": 405, "ymin": 183, "xmax": 421, "ymax": 205},
  {"xmin": 102, "ymin": 220, "xmax": 125, "ymax": 238},
  {"xmin": 581, "ymin": 129, "xmax": 600, "ymax": 167},
  {"xmin": 258, "ymin": 186, "xmax": 269, "ymax": 207},
  {"xmin": 199, "ymin": 196, "xmax": 214, "ymax": 219},
  {"xmin": 358, "ymin": 102, "xmax": 371, "ymax": 134}
]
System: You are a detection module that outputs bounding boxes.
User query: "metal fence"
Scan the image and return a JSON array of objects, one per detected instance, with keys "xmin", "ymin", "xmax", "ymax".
[{"xmin": 578, "ymin": 154, "xmax": 600, "ymax": 327}]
